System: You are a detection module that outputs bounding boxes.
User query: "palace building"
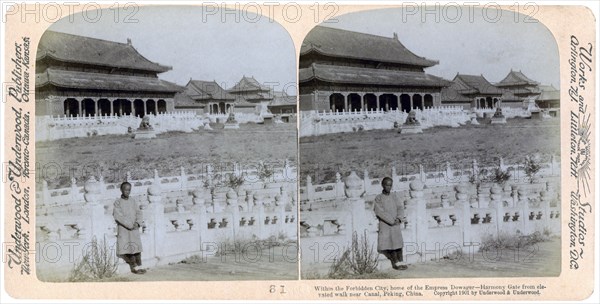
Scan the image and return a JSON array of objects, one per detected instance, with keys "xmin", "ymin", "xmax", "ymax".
[
  {"xmin": 441, "ymin": 74, "xmax": 504, "ymax": 109},
  {"xmin": 228, "ymin": 76, "xmax": 273, "ymax": 104},
  {"xmin": 268, "ymin": 90, "xmax": 297, "ymax": 114},
  {"xmin": 35, "ymin": 30, "xmax": 183, "ymax": 117},
  {"xmin": 174, "ymin": 77, "xmax": 296, "ymax": 115},
  {"xmin": 496, "ymin": 70, "xmax": 541, "ymax": 106},
  {"xmin": 536, "ymin": 84, "xmax": 560, "ymax": 109},
  {"xmin": 175, "ymin": 79, "xmax": 238, "ymax": 114},
  {"xmin": 299, "ymin": 25, "xmax": 450, "ymax": 112}
]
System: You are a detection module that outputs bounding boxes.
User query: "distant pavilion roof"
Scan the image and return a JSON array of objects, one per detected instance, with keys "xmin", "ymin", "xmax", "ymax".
[
  {"xmin": 300, "ymin": 25, "xmax": 438, "ymax": 68},
  {"xmin": 186, "ymin": 80, "xmax": 235, "ymax": 101},
  {"xmin": 229, "ymin": 76, "xmax": 271, "ymax": 93},
  {"xmin": 496, "ymin": 70, "xmax": 540, "ymax": 87},
  {"xmin": 37, "ymin": 30, "xmax": 172, "ymax": 73},
  {"xmin": 269, "ymin": 91, "xmax": 296, "ymax": 106},
  {"xmin": 440, "ymin": 86, "xmax": 472, "ymax": 103},
  {"xmin": 174, "ymin": 92, "xmax": 202, "ymax": 107},
  {"xmin": 538, "ymin": 84, "xmax": 560, "ymax": 101},
  {"xmin": 453, "ymin": 74, "xmax": 503, "ymax": 95},
  {"xmin": 300, "ymin": 63, "xmax": 450, "ymax": 88},
  {"xmin": 234, "ymin": 98, "xmax": 259, "ymax": 108},
  {"xmin": 35, "ymin": 68, "xmax": 183, "ymax": 92}
]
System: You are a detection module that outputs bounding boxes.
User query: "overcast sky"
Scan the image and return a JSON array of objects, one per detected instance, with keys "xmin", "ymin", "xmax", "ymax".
[
  {"xmin": 47, "ymin": 5, "xmax": 559, "ymax": 89},
  {"xmin": 48, "ymin": 6, "xmax": 296, "ymax": 92},
  {"xmin": 322, "ymin": 7, "xmax": 560, "ymax": 87}
]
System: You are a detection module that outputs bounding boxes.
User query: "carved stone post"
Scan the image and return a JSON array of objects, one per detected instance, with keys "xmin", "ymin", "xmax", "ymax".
[
  {"xmin": 445, "ymin": 162, "xmax": 453, "ymax": 184},
  {"xmin": 191, "ymin": 187, "xmax": 207, "ymax": 245},
  {"xmin": 255, "ymin": 193, "xmax": 265, "ymax": 239},
  {"xmin": 472, "ymin": 160, "xmax": 479, "ymax": 182},
  {"xmin": 209, "ymin": 188, "xmax": 220, "ymax": 213},
  {"xmin": 408, "ymin": 181, "xmax": 426, "ymax": 248},
  {"xmin": 440, "ymin": 194, "xmax": 450, "ymax": 208},
  {"xmin": 477, "ymin": 183, "xmax": 491, "ymax": 208},
  {"xmin": 455, "ymin": 184, "xmax": 472, "ymax": 245},
  {"xmin": 306, "ymin": 175, "xmax": 314, "ymax": 202},
  {"xmin": 540, "ymin": 190, "xmax": 551, "ymax": 229},
  {"xmin": 284, "ymin": 158, "xmax": 294, "ymax": 182},
  {"xmin": 70, "ymin": 177, "xmax": 80, "ymax": 202},
  {"xmin": 419, "ymin": 164, "xmax": 426, "ymax": 183},
  {"xmin": 226, "ymin": 189, "xmax": 239, "ymax": 242},
  {"xmin": 206, "ymin": 164, "xmax": 214, "ymax": 188},
  {"xmin": 344, "ymin": 172, "xmax": 366, "ymax": 240},
  {"xmin": 517, "ymin": 187, "xmax": 531, "ymax": 234},
  {"xmin": 274, "ymin": 194, "xmax": 286, "ymax": 236},
  {"xmin": 84, "ymin": 176, "xmax": 107, "ymax": 242},
  {"xmin": 511, "ymin": 185, "xmax": 519, "ymax": 208},
  {"xmin": 146, "ymin": 176, "xmax": 165, "ymax": 259},
  {"xmin": 490, "ymin": 183, "xmax": 504, "ymax": 235},
  {"xmin": 41, "ymin": 180, "xmax": 50, "ymax": 206},
  {"xmin": 191, "ymin": 187, "xmax": 205, "ymax": 207},
  {"xmin": 499, "ymin": 157, "xmax": 507, "ymax": 172},
  {"xmin": 335, "ymin": 172, "xmax": 344, "ymax": 198},
  {"xmin": 180, "ymin": 166, "xmax": 187, "ymax": 189},
  {"xmin": 363, "ymin": 169, "xmax": 370, "ymax": 195},
  {"xmin": 245, "ymin": 190, "xmax": 254, "ymax": 212}
]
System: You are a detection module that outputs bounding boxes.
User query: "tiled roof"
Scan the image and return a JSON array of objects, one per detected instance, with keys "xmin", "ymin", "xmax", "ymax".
[
  {"xmin": 235, "ymin": 99, "xmax": 259, "ymax": 108},
  {"xmin": 187, "ymin": 80, "xmax": 235, "ymax": 100},
  {"xmin": 299, "ymin": 63, "xmax": 450, "ymax": 87},
  {"xmin": 537, "ymin": 85, "xmax": 560, "ymax": 101},
  {"xmin": 441, "ymin": 86, "xmax": 472, "ymax": 103},
  {"xmin": 37, "ymin": 30, "xmax": 171, "ymax": 73},
  {"xmin": 174, "ymin": 92, "xmax": 203, "ymax": 107},
  {"xmin": 228, "ymin": 76, "xmax": 271, "ymax": 93},
  {"xmin": 269, "ymin": 91, "xmax": 296, "ymax": 106},
  {"xmin": 496, "ymin": 70, "xmax": 539, "ymax": 86},
  {"xmin": 454, "ymin": 74, "xmax": 503, "ymax": 95},
  {"xmin": 232, "ymin": 92, "xmax": 273, "ymax": 101},
  {"xmin": 300, "ymin": 26, "xmax": 438, "ymax": 68},
  {"xmin": 35, "ymin": 68, "xmax": 183, "ymax": 92}
]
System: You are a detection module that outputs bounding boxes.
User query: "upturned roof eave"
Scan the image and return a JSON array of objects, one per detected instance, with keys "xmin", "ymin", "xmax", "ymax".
[
  {"xmin": 301, "ymin": 47, "xmax": 438, "ymax": 68},
  {"xmin": 37, "ymin": 52, "xmax": 172, "ymax": 73}
]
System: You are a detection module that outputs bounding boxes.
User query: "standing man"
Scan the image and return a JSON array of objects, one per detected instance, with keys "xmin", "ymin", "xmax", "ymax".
[
  {"xmin": 373, "ymin": 177, "xmax": 407, "ymax": 270},
  {"xmin": 113, "ymin": 182, "xmax": 146, "ymax": 274}
]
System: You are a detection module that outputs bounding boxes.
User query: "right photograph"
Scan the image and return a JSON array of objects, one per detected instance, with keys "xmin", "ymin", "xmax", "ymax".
[{"xmin": 299, "ymin": 7, "xmax": 561, "ymax": 279}]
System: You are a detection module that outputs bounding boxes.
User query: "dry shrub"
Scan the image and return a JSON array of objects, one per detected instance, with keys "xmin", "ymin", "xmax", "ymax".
[
  {"xmin": 68, "ymin": 236, "xmax": 119, "ymax": 282},
  {"xmin": 327, "ymin": 231, "xmax": 382, "ymax": 279},
  {"xmin": 480, "ymin": 230, "xmax": 551, "ymax": 252}
]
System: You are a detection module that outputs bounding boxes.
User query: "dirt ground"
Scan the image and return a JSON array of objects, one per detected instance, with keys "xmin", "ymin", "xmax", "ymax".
[
  {"xmin": 302, "ymin": 238, "xmax": 561, "ymax": 279},
  {"xmin": 300, "ymin": 118, "xmax": 560, "ymax": 184},
  {"xmin": 381, "ymin": 238, "xmax": 561, "ymax": 278},
  {"xmin": 122, "ymin": 245, "xmax": 298, "ymax": 281},
  {"xmin": 36, "ymin": 122, "xmax": 297, "ymax": 188}
]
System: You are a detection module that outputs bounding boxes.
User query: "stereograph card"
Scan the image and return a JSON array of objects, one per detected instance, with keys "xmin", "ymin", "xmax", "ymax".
[{"xmin": 1, "ymin": 1, "xmax": 597, "ymax": 302}]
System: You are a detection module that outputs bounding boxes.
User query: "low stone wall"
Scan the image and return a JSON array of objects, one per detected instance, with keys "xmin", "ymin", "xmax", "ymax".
[
  {"xmin": 300, "ymin": 164, "xmax": 561, "ymax": 268},
  {"xmin": 207, "ymin": 113, "xmax": 265, "ymax": 124},
  {"xmin": 35, "ymin": 111, "xmax": 210, "ymax": 141},
  {"xmin": 299, "ymin": 107, "xmax": 471, "ymax": 137},
  {"xmin": 300, "ymin": 158, "xmax": 560, "ymax": 202},
  {"xmin": 35, "ymin": 165, "xmax": 298, "ymax": 280},
  {"xmin": 474, "ymin": 107, "xmax": 531, "ymax": 118},
  {"xmin": 35, "ymin": 111, "xmax": 277, "ymax": 141}
]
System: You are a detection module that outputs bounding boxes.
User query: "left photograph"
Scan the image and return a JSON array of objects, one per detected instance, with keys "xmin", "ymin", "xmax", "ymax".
[{"xmin": 34, "ymin": 6, "xmax": 298, "ymax": 281}]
